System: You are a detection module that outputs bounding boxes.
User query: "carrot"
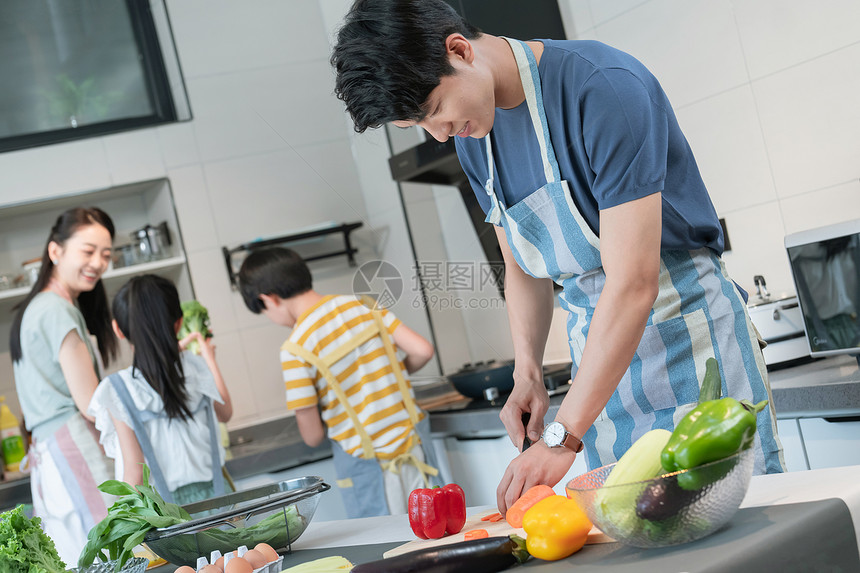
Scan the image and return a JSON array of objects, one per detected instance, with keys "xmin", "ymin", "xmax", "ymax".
[
  {"xmin": 488, "ymin": 513, "xmax": 504, "ymax": 522},
  {"xmin": 505, "ymin": 484, "xmax": 556, "ymax": 528},
  {"xmin": 480, "ymin": 512, "xmax": 502, "ymax": 522},
  {"xmin": 464, "ymin": 529, "xmax": 489, "ymax": 540}
]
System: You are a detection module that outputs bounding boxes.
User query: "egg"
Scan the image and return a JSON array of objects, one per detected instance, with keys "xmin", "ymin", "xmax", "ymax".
[
  {"xmin": 224, "ymin": 557, "xmax": 253, "ymax": 573},
  {"xmin": 201, "ymin": 565, "xmax": 222, "ymax": 573},
  {"xmin": 214, "ymin": 556, "xmax": 225, "ymax": 571},
  {"xmin": 253, "ymin": 543, "xmax": 279, "ymax": 563},
  {"xmin": 241, "ymin": 549, "xmax": 267, "ymax": 569},
  {"xmin": 175, "ymin": 567, "xmax": 196, "ymax": 573}
]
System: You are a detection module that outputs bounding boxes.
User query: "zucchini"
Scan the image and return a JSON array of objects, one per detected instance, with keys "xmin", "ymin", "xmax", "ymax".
[
  {"xmin": 595, "ymin": 429, "xmax": 672, "ymax": 537},
  {"xmin": 351, "ymin": 535, "xmax": 529, "ymax": 573},
  {"xmin": 698, "ymin": 357, "xmax": 722, "ymax": 403}
]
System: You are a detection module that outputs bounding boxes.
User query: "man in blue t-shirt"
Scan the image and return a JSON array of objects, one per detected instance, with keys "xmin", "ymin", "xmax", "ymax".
[{"xmin": 331, "ymin": 0, "xmax": 785, "ymax": 515}]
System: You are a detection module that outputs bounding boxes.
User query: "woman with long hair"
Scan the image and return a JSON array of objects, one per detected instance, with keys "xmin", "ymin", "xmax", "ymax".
[
  {"xmin": 89, "ymin": 274, "xmax": 232, "ymax": 504},
  {"xmin": 10, "ymin": 207, "xmax": 119, "ymax": 563}
]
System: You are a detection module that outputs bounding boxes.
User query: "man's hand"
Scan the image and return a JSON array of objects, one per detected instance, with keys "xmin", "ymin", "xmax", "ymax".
[
  {"xmin": 496, "ymin": 441, "xmax": 576, "ymax": 513},
  {"xmin": 500, "ymin": 373, "xmax": 549, "ymax": 448}
]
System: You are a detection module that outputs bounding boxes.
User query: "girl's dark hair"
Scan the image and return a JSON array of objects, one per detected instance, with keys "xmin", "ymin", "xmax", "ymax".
[
  {"xmin": 237, "ymin": 247, "xmax": 313, "ymax": 314},
  {"xmin": 113, "ymin": 274, "xmax": 193, "ymax": 421},
  {"xmin": 10, "ymin": 207, "xmax": 118, "ymax": 366},
  {"xmin": 331, "ymin": 0, "xmax": 481, "ymax": 132}
]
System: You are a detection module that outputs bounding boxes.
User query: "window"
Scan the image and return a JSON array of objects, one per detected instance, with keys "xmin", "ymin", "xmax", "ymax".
[{"xmin": 0, "ymin": 0, "xmax": 191, "ymax": 152}]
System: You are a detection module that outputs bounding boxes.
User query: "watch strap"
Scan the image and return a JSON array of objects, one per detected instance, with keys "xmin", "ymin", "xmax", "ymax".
[{"xmin": 561, "ymin": 432, "xmax": 584, "ymax": 453}]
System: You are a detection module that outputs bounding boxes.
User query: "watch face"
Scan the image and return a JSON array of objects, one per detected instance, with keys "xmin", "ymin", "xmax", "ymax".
[{"xmin": 543, "ymin": 421, "xmax": 565, "ymax": 447}]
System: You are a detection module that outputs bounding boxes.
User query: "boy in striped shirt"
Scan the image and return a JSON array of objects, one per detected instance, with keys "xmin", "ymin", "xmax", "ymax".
[{"xmin": 237, "ymin": 247, "xmax": 441, "ymax": 517}]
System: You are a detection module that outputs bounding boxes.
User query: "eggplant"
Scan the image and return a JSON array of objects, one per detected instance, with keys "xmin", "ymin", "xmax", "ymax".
[
  {"xmin": 635, "ymin": 477, "xmax": 699, "ymax": 521},
  {"xmin": 352, "ymin": 535, "xmax": 529, "ymax": 573}
]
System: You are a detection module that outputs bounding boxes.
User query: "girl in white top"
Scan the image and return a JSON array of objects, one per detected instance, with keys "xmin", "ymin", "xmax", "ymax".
[{"xmin": 89, "ymin": 274, "xmax": 232, "ymax": 504}]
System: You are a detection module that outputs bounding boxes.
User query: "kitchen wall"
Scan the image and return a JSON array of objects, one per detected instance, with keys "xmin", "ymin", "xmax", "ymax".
[{"xmin": 0, "ymin": 0, "xmax": 858, "ymax": 427}]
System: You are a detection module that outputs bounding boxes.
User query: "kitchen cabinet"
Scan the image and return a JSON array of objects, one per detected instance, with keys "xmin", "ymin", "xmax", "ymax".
[
  {"xmin": 0, "ymin": 177, "xmax": 194, "ymax": 418},
  {"xmin": 774, "ymin": 418, "xmax": 809, "ymax": 472},
  {"xmin": 797, "ymin": 417, "xmax": 860, "ymax": 470}
]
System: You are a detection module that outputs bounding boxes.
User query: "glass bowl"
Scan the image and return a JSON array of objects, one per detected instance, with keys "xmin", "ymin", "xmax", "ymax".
[
  {"xmin": 565, "ymin": 447, "xmax": 754, "ymax": 548},
  {"xmin": 144, "ymin": 476, "xmax": 329, "ymax": 566},
  {"xmin": 72, "ymin": 557, "xmax": 148, "ymax": 573}
]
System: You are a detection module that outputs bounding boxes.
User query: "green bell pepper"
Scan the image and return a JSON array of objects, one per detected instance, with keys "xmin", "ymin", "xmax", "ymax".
[{"xmin": 661, "ymin": 397, "xmax": 768, "ymax": 490}]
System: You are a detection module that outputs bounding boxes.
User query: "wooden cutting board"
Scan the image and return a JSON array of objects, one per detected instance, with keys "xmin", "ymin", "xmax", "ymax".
[{"xmin": 383, "ymin": 509, "xmax": 614, "ymax": 558}]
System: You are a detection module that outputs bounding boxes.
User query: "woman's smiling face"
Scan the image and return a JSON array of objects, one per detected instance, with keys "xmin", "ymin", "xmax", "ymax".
[{"xmin": 49, "ymin": 223, "xmax": 113, "ymax": 297}]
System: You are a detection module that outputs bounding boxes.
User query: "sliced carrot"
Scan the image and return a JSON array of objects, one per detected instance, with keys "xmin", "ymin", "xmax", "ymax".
[
  {"xmin": 488, "ymin": 513, "xmax": 504, "ymax": 522},
  {"xmin": 505, "ymin": 484, "xmax": 556, "ymax": 528},
  {"xmin": 464, "ymin": 529, "xmax": 489, "ymax": 540},
  {"xmin": 480, "ymin": 512, "xmax": 502, "ymax": 522}
]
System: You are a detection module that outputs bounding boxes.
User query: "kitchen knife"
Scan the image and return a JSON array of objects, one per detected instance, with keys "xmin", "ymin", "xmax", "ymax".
[{"xmin": 521, "ymin": 412, "xmax": 531, "ymax": 451}]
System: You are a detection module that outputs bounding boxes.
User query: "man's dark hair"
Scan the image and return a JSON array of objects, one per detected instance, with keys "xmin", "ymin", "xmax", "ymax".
[
  {"xmin": 237, "ymin": 247, "xmax": 313, "ymax": 314},
  {"xmin": 331, "ymin": 0, "xmax": 481, "ymax": 133}
]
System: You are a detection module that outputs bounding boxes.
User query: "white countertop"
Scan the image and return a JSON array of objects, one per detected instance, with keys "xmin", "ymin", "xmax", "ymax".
[{"xmin": 295, "ymin": 465, "xmax": 860, "ymax": 556}]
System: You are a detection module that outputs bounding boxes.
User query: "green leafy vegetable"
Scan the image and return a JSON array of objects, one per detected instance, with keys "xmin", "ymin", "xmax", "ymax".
[
  {"xmin": 79, "ymin": 466, "xmax": 189, "ymax": 571},
  {"xmin": 177, "ymin": 300, "xmax": 212, "ymax": 354},
  {"xmin": 0, "ymin": 505, "xmax": 66, "ymax": 573}
]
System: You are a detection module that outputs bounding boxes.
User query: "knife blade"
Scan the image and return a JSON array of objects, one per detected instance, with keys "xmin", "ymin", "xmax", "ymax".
[{"xmin": 521, "ymin": 412, "xmax": 531, "ymax": 451}]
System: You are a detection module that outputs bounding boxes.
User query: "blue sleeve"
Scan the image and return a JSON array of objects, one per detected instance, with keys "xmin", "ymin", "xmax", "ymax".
[{"xmin": 579, "ymin": 68, "xmax": 669, "ymax": 209}]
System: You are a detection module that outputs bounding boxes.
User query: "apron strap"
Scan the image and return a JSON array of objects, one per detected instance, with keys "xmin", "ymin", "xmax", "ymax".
[
  {"xmin": 201, "ymin": 397, "xmax": 226, "ymax": 497},
  {"xmin": 320, "ymin": 323, "xmax": 379, "ymax": 368},
  {"xmin": 109, "ymin": 373, "xmax": 174, "ymax": 504},
  {"xmin": 379, "ymin": 451, "xmax": 439, "ymax": 488},
  {"xmin": 360, "ymin": 296, "xmax": 421, "ymax": 427},
  {"xmin": 282, "ymin": 340, "xmax": 377, "ymax": 460},
  {"xmin": 483, "ymin": 136, "xmax": 503, "ymax": 224},
  {"xmin": 503, "ymin": 37, "xmax": 562, "ymax": 186}
]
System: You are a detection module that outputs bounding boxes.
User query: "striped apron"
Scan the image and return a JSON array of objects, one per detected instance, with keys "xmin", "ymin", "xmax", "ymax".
[
  {"xmin": 28, "ymin": 413, "xmax": 114, "ymax": 565},
  {"xmin": 487, "ymin": 38, "xmax": 785, "ymax": 474},
  {"xmin": 282, "ymin": 297, "xmax": 442, "ymax": 518}
]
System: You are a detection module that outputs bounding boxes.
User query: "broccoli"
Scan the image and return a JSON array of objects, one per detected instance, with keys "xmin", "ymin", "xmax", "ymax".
[
  {"xmin": 177, "ymin": 300, "xmax": 212, "ymax": 355},
  {"xmin": 0, "ymin": 506, "xmax": 66, "ymax": 573}
]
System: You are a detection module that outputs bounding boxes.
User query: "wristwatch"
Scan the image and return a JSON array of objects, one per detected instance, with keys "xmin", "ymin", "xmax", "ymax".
[{"xmin": 542, "ymin": 421, "xmax": 584, "ymax": 453}]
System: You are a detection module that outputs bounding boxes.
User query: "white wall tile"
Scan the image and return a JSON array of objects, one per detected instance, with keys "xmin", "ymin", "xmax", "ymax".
[
  {"xmin": 557, "ymin": 0, "xmax": 594, "ymax": 38},
  {"xmin": 203, "ymin": 149, "xmax": 364, "ymax": 248},
  {"xmin": 186, "ymin": 247, "xmax": 241, "ymax": 335},
  {"xmin": 720, "ymin": 201, "xmax": 794, "ymax": 296},
  {"xmin": 165, "ymin": 0, "xmax": 330, "ymax": 79},
  {"xmin": 753, "ymin": 43, "xmax": 860, "ymax": 199},
  {"xmin": 188, "ymin": 61, "xmax": 346, "ymax": 164},
  {"xmin": 103, "ymin": 129, "xmax": 166, "ymax": 186},
  {"xmin": 779, "ymin": 180, "xmax": 860, "ymax": 237},
  {"xmin": 596, "ymin": 0, "xmax": 748, "ymax": 108},
  {"xmin": 0, "ymin": 139, "xmax": 111, "ymax": 205},
  {"xmin": 292, "ymin": 138, "xmax": 368, "ymax": 221},
  {"xmin": 676, "ymin": 85, "xmax": 776, "ymax": 213},
  {"xmin": 208, "ymin": 329, "xmax": 258, "ymax": 429},
  {"xmin": 587, "ymin": 0, "xmax": 648, "ymax": 26},
  {"xmin": 157, "ymin": 121, "xmax": 201, "ymax": 168},
  {"xmin": 732, "ymin": 0, "xmax": 860, "ymax": 80},
  {"xmin": 238, "ymin": 323, "xmax": 291, "ymax": 421},
  {"xmin": 166, "ymin": 165, "xmax": 220, "ymax": 252}
]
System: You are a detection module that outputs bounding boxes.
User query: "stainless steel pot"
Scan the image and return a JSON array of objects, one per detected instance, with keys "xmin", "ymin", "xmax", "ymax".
[{"xmin": 131, "ymin": 221, "xmax": 171, "ymax": 262}]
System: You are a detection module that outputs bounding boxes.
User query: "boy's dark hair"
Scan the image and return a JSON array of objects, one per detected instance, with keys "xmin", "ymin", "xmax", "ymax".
[
  {"xmin": 331, "ymin": 0, "xmax": 481, "ymax": 133},
  {"xmin": 113, "ymin": 274, "xmax": 193, "ymax": 421},
  {"xmin": 237, "ymin": 247, "xmax": 313, "ymax": 314},
  {"xmin": 10, "ymin": 207, "xmax": 118, "ymax": 366}
]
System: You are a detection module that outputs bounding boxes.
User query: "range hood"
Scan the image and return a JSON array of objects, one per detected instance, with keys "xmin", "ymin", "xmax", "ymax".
[{"xmin": 388, "ymin": 139, "xmax": 466, "ymax": 186}]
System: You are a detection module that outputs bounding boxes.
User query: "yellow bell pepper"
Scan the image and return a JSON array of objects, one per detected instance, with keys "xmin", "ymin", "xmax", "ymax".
[{"xmin": 521, "ymin": 494, "xmax": 592, "ymax": 561}]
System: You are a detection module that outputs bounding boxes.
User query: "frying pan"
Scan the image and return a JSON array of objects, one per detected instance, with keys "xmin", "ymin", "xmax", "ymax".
[{"xmin": 446, "ymin": 359, "xmax": 515, "ymax": 399}]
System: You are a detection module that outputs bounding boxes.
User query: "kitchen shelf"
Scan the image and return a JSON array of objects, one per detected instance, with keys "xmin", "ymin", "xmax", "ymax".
[
  {"xmin": 222, "ymin": 222, "xmax": 364, "ymax": 288},
  {"xmin": 0, "ymin": 255, "xmax": 188, "ymax": 305}
]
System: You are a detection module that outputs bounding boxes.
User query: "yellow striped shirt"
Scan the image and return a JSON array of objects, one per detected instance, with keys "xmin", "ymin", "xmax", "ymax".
[{"xmin": 281, "ymin": 295, "xmax": 423, "ymax": 459}]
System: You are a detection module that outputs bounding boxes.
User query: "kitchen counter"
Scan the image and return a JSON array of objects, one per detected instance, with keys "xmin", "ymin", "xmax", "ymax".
[
  {"xmin": 2, "ymin": 355, "xmax": 857, "ymax": 512},
  {"xmin": 282, "ymin": 464, "xmax": 860, "ymax": 572}
]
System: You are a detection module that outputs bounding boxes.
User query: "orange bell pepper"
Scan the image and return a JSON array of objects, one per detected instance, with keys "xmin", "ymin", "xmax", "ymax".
[{"xmin": 521, "ymin": 495, "xmax": 592, "ymax": 561}]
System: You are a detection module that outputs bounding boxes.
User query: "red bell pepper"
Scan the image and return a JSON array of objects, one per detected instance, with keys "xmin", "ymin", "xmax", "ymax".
[{"xmin": 407, "ymin": 483, "xmax": 466, "ymax": 539}]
